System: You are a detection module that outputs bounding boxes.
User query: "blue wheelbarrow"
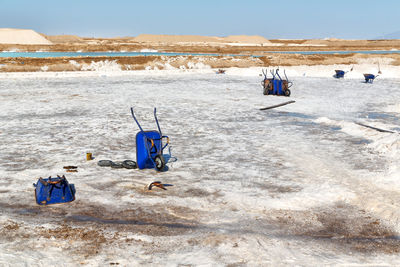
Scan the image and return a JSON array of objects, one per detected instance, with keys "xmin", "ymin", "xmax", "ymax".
[
  {"xmin": 33, "ymin": 175, "xmax": 75, "ymax": 205},
  {"xmin": 261, "ymin": 68, "xmax": 292, "ymax": 97},
  {"xmin": 364, "ymin": 73, "xmax": 378, "ymax": 83},
  {"xmin": 334, "ymin": 66, "xmax": 353, "ymax": 78},
  {"xmin": 334, "ymin": 70, "xmax": 346, "ymax": 78},
  {"xmin": 130, "ymin": 108, "xmax": 170, "ymax": 171}
]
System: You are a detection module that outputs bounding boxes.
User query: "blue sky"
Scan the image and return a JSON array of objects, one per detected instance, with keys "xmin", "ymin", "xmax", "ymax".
[{"xmin": 0, "ymin": 0, "xmax": 398, "ymax": 39}]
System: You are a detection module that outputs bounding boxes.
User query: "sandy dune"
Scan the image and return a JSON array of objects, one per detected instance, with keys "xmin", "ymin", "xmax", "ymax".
[
  {"xmin": 133, "ymin": 34, "xmax": 270, "ymax": 44},
  {"xmin": 134, "ymin": 34, "xmax": 220, "ymax": 43},
  {"xmin": 222, "ymin": 35, "xmax": 271, "ymax": 44},
  {"xmin": 44, "ymin": 34, "xmax": 84, "ymax": 43},
  {"xmin": 0, "ymin": 28, "xmax": 52, "ymax": 45}
]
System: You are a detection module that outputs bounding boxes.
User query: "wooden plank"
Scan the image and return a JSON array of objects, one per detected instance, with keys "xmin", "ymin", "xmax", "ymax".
[
  {"xmin": 355, "ymin": 122, "xmax": 395, "ymax": 133},
  {"xmin": 260, "ymin": 100, "xmax": 295, "ymax": 111}
]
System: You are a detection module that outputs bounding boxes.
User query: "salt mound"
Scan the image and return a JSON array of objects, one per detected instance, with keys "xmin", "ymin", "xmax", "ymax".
[
  {"xmin": 134, "ymin": 34, "xmax": 219, "ymax": 43},
  {"xmin": 45, "ymin": 35, "xmax": 83, "ymax": 43},
  {"xmin": 134, "ymin": 34, "xmax": 271, "ymax": 44},
  {"xmin": 303, "ymin": 39, "xmax": 330, "ymax": 45},
  {"xmin": 0, "ymin": 28, "xmax": 52, "ymax": 45},
  {"xmin": 223, "ymin": 35, "xmax": 271, "ymax": 44},
  {"xmin": 303, "ymin": 38, "xmax": 369, "ymax": 46},
  {"xmin": 81, "ymin": 60, "xmax": 122, "ymax": 72}
]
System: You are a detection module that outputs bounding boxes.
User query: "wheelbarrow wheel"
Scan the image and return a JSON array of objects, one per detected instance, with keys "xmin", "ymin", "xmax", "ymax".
[
  {"xmin": 110, "ymin": 161, "xmax": 124, "ymax": 168},
  {"xmin": 154, "ymin": 155, "xmax": 165, "ymax": 171},
  {"xmin": 122, "ymin": 160, "xmax": 137, "ymax": 169},
  {"xmin": 97, "ymin": 160, "xmax": 113, "ymax": 167},
  {"xmin": 284, "ymin": 89, "xmax": 291, "ymax": 97}
]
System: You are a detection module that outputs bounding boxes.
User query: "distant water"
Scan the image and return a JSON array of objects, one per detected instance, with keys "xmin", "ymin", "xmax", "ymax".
[
  {"xmin": 264, "ymin": 50, "xmax": 400, "ymax": 55},
  {"xmin": 0, "ymin": 50, "xmax": 399, "ymax": 58},
  {"xmin": 0, "ymin": 51, "xmax": 223, "ymax": 58}
]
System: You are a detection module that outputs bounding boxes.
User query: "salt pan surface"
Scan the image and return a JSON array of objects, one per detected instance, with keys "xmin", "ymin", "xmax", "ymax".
[{"xmin": 0, "ymin": 68, "xmax": 400, "ymax": 265}]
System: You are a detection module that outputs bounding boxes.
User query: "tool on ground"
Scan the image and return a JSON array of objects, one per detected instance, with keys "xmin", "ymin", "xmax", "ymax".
[{"xmin": 148, "ymin": 181, "xmax": 167, "ymax": 190}]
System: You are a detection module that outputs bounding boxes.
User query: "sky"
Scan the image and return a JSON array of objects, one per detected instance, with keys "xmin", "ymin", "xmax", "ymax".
[{"xmin": 0, "ymin": 0, "xmax": 399, "ymax": 39}]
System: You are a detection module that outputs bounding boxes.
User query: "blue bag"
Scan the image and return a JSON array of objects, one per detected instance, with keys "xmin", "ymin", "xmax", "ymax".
[{"xmin": 33, "ymin": 175, "xmax": 75, "ymax": 205}]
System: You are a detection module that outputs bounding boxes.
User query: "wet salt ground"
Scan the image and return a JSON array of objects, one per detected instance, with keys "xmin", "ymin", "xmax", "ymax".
[{"xmin": 0, "ymin": 72, "xmax": 400, "ymax": 265}]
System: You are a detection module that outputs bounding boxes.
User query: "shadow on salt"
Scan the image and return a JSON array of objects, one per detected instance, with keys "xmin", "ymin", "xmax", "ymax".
[{"xmin": 66, "ymin": 215, "xmax": 195, "ymax": 230}]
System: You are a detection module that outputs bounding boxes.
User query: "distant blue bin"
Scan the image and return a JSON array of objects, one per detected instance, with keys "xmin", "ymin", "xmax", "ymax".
[
  {"xmin": 33, "ymin": 176, "xmax": 75, "ymax": 205},
  {"xmin": 334, "ymin": 70, "xmax": 345, "ymax": 78},
  {"xmin": 364, "ymin": 73, "xmax": 378, "ymax": 83}
]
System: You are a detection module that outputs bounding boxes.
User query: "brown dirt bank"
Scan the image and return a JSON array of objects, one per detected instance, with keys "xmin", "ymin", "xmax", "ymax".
[
  {"xmin": 0, "ymin": 53, "xmax": 399, "ymax": 72},
  {"xmin": 1, "ymin": 38, "xmax": 399, "ymax": 54},
  {"xmin": 0, "ymin": 56, "xmax": 159, "ymax": 72}
]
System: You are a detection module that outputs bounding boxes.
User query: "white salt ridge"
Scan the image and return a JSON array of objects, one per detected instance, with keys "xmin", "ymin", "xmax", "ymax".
[
  {"xmin": 1, "ymin": 49, "xmax": 20, "ymax": 52},
  {"xmin": 140, "ymin": 48, "xmax": 158, "ymax": 52},
  {"xmin": 81, "ymin": 60, "xmax": 122, "ymax": 72},
  {"xmin": 0, "ymin": 64, "xmax": 399, "ymax": 79},
  {"xmin": 69, "ymin": 60, "xmax": 81, "ymax": 68},
  {"xmin": 186, "ymin": 62, "xmax": 211, "ymax": 69}
]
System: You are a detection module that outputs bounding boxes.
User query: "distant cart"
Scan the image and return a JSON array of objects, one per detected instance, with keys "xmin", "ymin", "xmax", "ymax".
[
  {"xmin": 261, "ymin": 68, "xmax": 292, "ymax": 97},
  {"xmin": 363, "ymin": 73, "xmax": 378, "ymax": 83},
  {"xmin": 334, "ymin": 70, "xmax": 346, "ymax": 78},
  {"xmin": 334, "ymin": 66, "xmax": 353, "ymax": 78}
]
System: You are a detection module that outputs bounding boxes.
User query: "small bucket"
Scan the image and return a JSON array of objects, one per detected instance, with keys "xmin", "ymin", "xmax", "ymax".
[{"xmin": 86, "ymin": 153, "xmax": 93, "ymax": 161}]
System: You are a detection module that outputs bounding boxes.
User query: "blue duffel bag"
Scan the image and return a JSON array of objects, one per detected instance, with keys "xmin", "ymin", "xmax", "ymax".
[{"xmin": 33, "ymin": 175, "xmax": 75, "ymax": 205}]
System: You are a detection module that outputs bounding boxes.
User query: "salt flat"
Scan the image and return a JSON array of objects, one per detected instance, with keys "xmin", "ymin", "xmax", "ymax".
[{"xmin": 0, "ymin": 69, "xmax": 400, "ymax": 266}]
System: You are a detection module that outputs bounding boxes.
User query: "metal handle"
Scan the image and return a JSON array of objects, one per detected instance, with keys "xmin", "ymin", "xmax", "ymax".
[{"xmin": 130, "ymin": 107, "xmax": 144, "ymax": 132}]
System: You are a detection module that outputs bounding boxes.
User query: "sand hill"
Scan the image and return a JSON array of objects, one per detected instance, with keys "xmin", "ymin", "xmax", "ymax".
[
  {"xmin": 303, "ymin": 38, "xmax": 372, "ymax": 46},
  {"xmin": 44, "ymin": 35, "xmax": 83, "ymax": 43},
  {"xmin": 0, "ymin": 28, "xmax": 52, "ymax": 45},
  {"xmin": 222, "ymin": 35, "xmax": 271, "ymax": 44},
  {"xmin": 133, "ymin": 34, "xmax": 270, "ymax": 44},
  {"xmin": 134, "ymin": 34, "xmax": 221, "ymax": 43}
]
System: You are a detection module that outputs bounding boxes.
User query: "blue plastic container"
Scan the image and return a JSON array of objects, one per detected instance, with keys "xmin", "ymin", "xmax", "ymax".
[
  {"xmin": 33, "ymin": 176, "xmax": 75, "ymax": 205},
  {"xmin": 131, "ymin": 108, "xmax": 170, "ymax": 171},
  {"xmin": 334, "ymin": 70, "xmax": 345, "ymax": 78},
  {"xmin": 364, "ymin": 74, "xmax": 377, "ymax": 83},
  {"xmin": 136, "ymin": 130, "xmax": 163, "ymax": 169},
  {"xmin": 275, "ymin": 80, "xmax": 284, "ymax": 95}
]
